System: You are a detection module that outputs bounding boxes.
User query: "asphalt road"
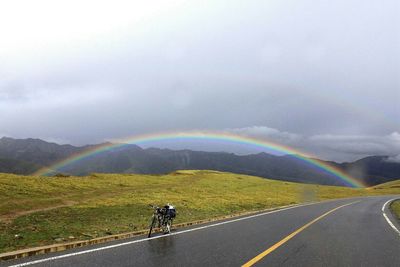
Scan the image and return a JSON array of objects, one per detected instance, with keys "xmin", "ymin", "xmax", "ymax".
[{"xmin": 3, "ymin": 196, "xmax": 400, "ymax": 267}]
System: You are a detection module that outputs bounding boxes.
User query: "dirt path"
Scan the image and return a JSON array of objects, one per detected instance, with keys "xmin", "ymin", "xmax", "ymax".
[
  {"xmin": 0, "ymin": 189, "xmax": 133, "ymax": 223},
  {"xmin": 0, "ymin": 200, "xmax": 77, "ymax": 223}
]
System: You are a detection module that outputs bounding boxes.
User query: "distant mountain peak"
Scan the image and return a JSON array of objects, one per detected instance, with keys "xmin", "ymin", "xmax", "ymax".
[{"xmin": 0, "ymin": 136, "xmax": 15, "ymax": 142}]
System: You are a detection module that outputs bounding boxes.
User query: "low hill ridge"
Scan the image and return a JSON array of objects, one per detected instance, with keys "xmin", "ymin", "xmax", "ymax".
[{"xmin": 0, "ymin": 137, "xmax": 399, "ymax": 186}]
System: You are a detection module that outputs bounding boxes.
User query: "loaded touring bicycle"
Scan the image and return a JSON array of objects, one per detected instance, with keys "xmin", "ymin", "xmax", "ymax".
[{"xmin": 148, "ymin": 204, "xmax": 176, "ymax": 237}]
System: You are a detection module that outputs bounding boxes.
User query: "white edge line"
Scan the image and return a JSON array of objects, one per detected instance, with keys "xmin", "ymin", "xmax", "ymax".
[
  {"xmin": 7, "ymin": 202, "xmax": 323, "ymax": 267},
  {"xmin": 382, "ymin": 198, "xmax": 400, "ymax": 236}
]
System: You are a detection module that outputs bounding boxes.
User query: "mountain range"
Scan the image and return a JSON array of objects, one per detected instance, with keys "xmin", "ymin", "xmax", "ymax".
[{"xmin": 0, "ymin": 137, "xmax": 399, "ymax": 187}]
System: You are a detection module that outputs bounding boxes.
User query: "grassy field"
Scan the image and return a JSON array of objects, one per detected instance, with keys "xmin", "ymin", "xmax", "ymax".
[
  {"xmin": 390, "ymin": 200, "xmax": 400, "ymax": 221},
  {"xmin": 0, "ymin": 170, "xmax": 399, "ymax": 254}
]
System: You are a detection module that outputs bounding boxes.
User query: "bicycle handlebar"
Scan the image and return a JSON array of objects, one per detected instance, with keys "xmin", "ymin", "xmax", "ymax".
[{"xmin": 149, "ymin": 204, "xmax": 160, "ymax": 210}]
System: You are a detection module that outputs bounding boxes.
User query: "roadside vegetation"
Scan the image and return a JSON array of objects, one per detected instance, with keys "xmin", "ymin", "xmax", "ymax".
[
  {"xmin": 0, "ymin": 170, "xmax": 399, "ymax": 254},
  {"xmin": 390, "ymin": 200, "xmax": 400, "ymax": 221}
]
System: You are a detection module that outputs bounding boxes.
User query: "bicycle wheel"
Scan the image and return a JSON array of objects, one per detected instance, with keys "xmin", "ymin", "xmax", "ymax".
[
  {"xmin": 148, "ymin": 216, "xmax": 157, "ymax": 238},
  {"xmin": 165, "ymin": 219, "xmax": 172, "ymax": 234},
  {"xmin": 166, "ymin": 220, "xmax": 171, "ymax": 233}
]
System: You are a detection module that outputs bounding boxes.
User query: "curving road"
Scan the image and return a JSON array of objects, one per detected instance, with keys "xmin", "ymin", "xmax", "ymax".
[{"xmin": 3, "ymin": 196, "xmax": 400, "ymax": 267}]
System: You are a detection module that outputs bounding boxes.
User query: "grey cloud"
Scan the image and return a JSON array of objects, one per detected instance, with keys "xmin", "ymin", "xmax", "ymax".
[
  {"xmin": 386, "ymin": 154, "xmax": 400, "ymax": 163},
  {"xmin": 304, "ymin": 132, "xmax": 400, "ymax": 161},
  {"xmin": 309, "ymin": 133, "xmax": 400, "ymax": 155},
  {"xmin": 227, "ymin": 127, "xmax": 400, "ymax": 162},
  {"xmin": 227, "ymin": 126, "xmax": 303, "ymax": 145},
  {"xmin": 0, "ymin": 80, "xmax": 28, "ymax": 102},
  {"xmin": 0, "ymin": 0, "xmax": 399, "ymax": 159}
]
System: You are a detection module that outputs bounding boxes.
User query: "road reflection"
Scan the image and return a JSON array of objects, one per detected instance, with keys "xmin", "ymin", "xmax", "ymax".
[{"xmin": 147, "ymin": 233, "xmax": 177, "ymax": 257}]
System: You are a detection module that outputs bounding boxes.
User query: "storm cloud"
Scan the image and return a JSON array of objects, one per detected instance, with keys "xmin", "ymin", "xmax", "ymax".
[
  {"xmin": 0, "ymin": 0, "xmax": 399, "ymax": 161},
  {"xmin": 226, "ymin": 126, "xmax": 400, "ymax": 162}
]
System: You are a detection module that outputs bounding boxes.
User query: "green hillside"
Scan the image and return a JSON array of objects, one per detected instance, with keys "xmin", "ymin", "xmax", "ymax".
[
  {"xmin": 390, "ymin": 200, "xmax": 400, "ymax": 221},
  {"xmin": 0, "ymin": 171, "xmax": 399, "ymax": 254},
  {"xmin": 371, "ymin": 179, "xmax": 400, "ymax": 190}
]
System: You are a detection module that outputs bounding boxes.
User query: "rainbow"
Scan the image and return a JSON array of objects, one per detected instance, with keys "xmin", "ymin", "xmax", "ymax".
[{"xmin": 33, "ymin": 131, "xmax": 366, "ymax": 187}]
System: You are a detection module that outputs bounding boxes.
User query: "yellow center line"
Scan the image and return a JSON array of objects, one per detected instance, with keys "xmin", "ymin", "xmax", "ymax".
[{"xmin": 242, "ymin": 201, "xmax": 360, "ymax": 267}]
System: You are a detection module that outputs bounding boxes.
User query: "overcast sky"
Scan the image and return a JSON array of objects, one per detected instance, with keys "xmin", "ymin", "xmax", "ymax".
[{"xmin": 0, "ymin": 0, "xmax": 399, "ymax": 162}]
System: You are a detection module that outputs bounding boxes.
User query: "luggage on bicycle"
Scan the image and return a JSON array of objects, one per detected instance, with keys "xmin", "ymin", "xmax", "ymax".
[
  {"xmin": 167, "ymin": 208, "xmax": 176, "ymax": 218},
  {"xmin": 165, "ymin": 205, "xmax": 176, "ymax": 218}
]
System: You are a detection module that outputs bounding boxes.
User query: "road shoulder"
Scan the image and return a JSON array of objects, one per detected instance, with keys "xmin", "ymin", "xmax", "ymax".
[{"xmin": 383, "ymin": 198, "xmax": 400, "ymax": 236}]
